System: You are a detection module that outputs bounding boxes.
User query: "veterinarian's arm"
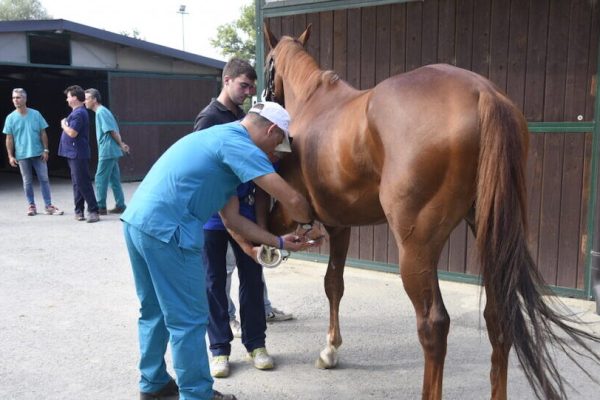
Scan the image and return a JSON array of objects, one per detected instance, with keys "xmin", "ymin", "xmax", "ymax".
[
  {"xmin": 253, "ymin": 172, "xmax": 314, "ymax": 225},
  {"xmin": 220, "ymin": 196, "xmax": 314, "ymax": 255}
]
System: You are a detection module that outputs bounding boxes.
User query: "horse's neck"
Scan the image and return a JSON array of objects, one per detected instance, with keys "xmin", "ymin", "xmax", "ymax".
[{"xmin": 284, "ymin": 75, "xmax": 363, "ymax": 116}]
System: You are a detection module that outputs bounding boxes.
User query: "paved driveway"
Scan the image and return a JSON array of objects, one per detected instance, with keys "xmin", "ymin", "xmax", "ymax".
[{"xmin": 1, "ymin": 172, "xmax": 599, "ymax": 399}]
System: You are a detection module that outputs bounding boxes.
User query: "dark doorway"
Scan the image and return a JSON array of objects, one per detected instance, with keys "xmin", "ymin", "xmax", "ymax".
[{"xmin": 0, "ymin": 65, "xmax": 108, "ymax": 178}]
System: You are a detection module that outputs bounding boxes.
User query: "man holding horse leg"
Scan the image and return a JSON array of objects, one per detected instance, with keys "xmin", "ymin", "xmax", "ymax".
[
  {"xmin": 122, "ymin": 101, "xmax": 321, "ymax": 400},
  {"xmin": 193, "ymin": 58, "xmax": 292, "ymax": 379}
]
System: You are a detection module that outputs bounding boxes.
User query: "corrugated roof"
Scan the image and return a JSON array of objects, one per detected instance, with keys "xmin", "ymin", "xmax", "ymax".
[{"xmin": 0, "ymin": 19, "xmax": 225, "ymax": 69}]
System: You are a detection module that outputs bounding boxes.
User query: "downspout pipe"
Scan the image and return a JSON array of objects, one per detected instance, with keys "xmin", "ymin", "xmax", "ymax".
[
  {"xmin": 591, "ymin": 60, "xmax": 600, "ymax": 314},
  {"xmin": 591, "ymin": 250, "xmax": 600, "ymax": 314},
  {"xmin": 591, "ymin": 152, "xmax": 600, "ymax": 313}
]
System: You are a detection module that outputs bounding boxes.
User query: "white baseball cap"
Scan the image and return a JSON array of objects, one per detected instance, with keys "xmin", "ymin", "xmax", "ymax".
[{"xmin": 248, "ymin": 101, "xmax": 292, "ymax": 152}]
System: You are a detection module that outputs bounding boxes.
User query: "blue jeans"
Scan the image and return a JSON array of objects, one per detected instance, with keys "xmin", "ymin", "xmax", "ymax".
[
  {"xmin": 205, "ymin": 229, "xmax": 266, "ymax": 355},
  {"xmin": 123, "ymin": 223, "xmax": 213, "ymax": 400},
  {"xmin": 18, "ymin": 156, "xmax": 52, "ymax": 207},
  {"xmin": 95, "ymin": 157, "xmax": 125, "ymax": 209},
  {"xmin": 66, "ymin": 158, "xmax": 98, "ymax": 214}
]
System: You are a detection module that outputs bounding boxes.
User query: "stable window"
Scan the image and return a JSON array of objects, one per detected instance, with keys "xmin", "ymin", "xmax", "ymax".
[{"xmin": 28, "ymin": 32, "xmax": 71, "ymax": 65}]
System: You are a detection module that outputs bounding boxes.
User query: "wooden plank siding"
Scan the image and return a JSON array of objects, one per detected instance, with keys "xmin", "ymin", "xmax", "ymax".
[
  {"xmin": 108, "ymin": 74, "xmax": 219, "ymax": 180},
  {"xmin": 264, "ymin": 0, "xmax": 599, "ymax": 290}
]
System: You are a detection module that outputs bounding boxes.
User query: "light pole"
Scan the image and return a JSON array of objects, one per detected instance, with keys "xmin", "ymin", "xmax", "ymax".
[{"xmin": 177, "ymin": 5, "xmax": 189, "ymax": 50}]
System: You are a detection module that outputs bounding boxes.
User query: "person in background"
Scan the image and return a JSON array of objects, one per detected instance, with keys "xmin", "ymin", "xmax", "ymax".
[
  {"xmin": 122, "ymin": 101, "xmax": 322, "ymax": 400},
  {"xmin": 84, "ymin": 88, "xmax": 129, "ymax": 215},
  {"xmin": 3, "ymin": 88, "xmax": 63, "ymax": 216},
  {"xmin": 59, "ymin": 85, "xmax": 99, "ymax": 223}
]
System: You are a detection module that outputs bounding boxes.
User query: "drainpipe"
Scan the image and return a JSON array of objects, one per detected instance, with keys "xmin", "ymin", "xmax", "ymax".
[
  {"xmin": 591, "ymin": 250, "xmax": 600, "ymax": 314},
  {"xmin": 591, "ymin": 157, "xmax": 600, "ymax": 313},
  {"xmin": 591, "ymin": 67, "xmax": 600, "ymax": 315}
]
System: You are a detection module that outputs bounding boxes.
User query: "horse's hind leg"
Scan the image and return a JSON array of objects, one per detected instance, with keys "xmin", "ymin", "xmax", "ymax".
[
  {"xmin": 466, "ymin": 208, "xmax": 510, "ymax": 400},
  {"xmin": 483, "ymin": 285, "xmax": 511, "ymax": 400},
  {"xmin": 382, "ymin": 192, "xmax": 464, "ymax": 399},
  {"xmin": 316, "ymin": 226, "xmax": 351, "ymax": 369},
  {"xmin": 398, "ymin": 238, "xmax": 450, "ymax": 400}
]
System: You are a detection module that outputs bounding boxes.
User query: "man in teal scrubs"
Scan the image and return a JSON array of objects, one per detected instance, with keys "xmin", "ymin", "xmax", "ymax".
[
  {"xmin": 84, "ymin": 88, "xmax": 129, "ymax": 215},
  {"xmin": 122, "ymin": 102, "xmax": 321, "ymax": 400},
  {"xmin": 3, "ymin": 88, "xmax": 63, "ymax": 216}
]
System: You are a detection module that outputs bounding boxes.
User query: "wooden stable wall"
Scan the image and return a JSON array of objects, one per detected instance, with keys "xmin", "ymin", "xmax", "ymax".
[
  {"xmin": 264, "ymin": 0, "xmax": 599, "ymax": 290},
  {"xmin": 108, "ymin": 73, "xmax": 219, "ymax": 180}
]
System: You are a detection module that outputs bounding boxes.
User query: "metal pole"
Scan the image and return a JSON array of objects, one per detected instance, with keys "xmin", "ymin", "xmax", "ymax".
[
  {"xmin": 181, "ymin": 13, "xmax": 185, "ymax": 50},
  {"xmin": 177, "ymin": 5, "xmax": 188, "ymax": 51}
]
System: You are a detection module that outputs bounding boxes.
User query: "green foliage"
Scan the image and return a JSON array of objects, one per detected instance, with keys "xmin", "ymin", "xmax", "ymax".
[
  {"xmin": 119, "ymin": 28, "xmax": 145, "ymax": 40},
  {"xmin": 210, "ymin": 0, "xmax": 256, "ymax": 63},
  {"xmin": 0, "ymin": 0, "xmax": 50, "ymax": 20}
]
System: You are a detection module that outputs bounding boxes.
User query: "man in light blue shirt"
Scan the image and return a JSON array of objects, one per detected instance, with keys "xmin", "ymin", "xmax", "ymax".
[
  {"xmin": 3, "ymin": 88, "xmax": 63, "ymax": 216},
  {"xmin": 122, "ymin": 102, "xmax": 321, "ymax": 400},
  {"xmin": 84, "ymin": 88, "xmax": 129, "ymax": 215}
]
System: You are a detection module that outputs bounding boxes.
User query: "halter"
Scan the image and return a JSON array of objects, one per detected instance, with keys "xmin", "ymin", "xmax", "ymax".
[{"xmin": 263, "ymin": 56, "xmax": 276, "ymax": 102}]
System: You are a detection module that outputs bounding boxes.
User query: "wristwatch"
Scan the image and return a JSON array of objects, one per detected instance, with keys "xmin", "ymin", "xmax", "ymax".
[{"xmin": 43, "ymin": 149, "xmax": 49, "ymax": 153}]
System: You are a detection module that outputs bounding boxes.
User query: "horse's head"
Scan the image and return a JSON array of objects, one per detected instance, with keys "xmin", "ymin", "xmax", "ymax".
[{"xmin": 263, "ymin": 24, "xmax": 312, "ymax": 106}]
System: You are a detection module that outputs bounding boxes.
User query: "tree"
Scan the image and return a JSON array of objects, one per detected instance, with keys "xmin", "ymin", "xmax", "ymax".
[
  {"xmin": 119, "ymin": 28, "xmax": 145, "ymax": 41},
  {"xmin": 210, "ymin": 0, "xmax": 256, "ymax": 63},
  {"xmin": 0, "ymin": 0, "xmax": 50, "ymax": 20}
]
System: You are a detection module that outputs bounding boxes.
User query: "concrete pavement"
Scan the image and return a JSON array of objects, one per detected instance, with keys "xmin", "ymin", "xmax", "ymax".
[{"xmin": 1, "ymin": 171, "xmax": 599, "ymax": 399}]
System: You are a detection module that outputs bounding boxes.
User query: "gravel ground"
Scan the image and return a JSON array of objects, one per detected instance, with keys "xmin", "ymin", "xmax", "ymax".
[{"xmin": 1, "ymin": 171, "xmax": 599, "ymax": 400}]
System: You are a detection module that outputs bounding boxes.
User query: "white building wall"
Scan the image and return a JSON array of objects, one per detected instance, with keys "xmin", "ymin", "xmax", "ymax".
[
  {"xmin": 71, "ymin": 38, "xmax": 118, "ymax": 69},
  {"xmin": 0, "ymin": 33, "xmax": 28, "ymax": 64},
  {"xmin": 0, "ymin": 32, "xmax": 218, "ymax": 76}
]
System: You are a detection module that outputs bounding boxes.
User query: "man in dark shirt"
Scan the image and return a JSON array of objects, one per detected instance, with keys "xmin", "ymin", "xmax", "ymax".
[
  {"xmin": 194, "ymin": 58, "xmax": 292, "ymax": 379},
  {"xmin": 59, "ymin": 85, "xmax": 99, "ymax": 223}
]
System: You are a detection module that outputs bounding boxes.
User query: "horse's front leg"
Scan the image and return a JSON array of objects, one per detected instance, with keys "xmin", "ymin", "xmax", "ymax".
[{"xmin": 315, "ymin": 226, "xmax": 351, "ymax": 369}]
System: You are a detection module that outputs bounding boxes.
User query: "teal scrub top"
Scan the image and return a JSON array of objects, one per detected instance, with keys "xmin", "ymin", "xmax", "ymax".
[
  {"xmin": 2, "ymin": 108, "xmax": 49, "ymax": 160},
  {"xmin": 95, "ymin": 105, "xmax": 123, "ymax": 160},
  {"xmin": 121, "ymin": 122, "xmax": 275, "ymax": 250}
]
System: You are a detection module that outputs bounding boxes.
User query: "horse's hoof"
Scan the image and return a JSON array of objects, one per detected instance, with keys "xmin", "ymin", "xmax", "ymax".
[{"xmin": 315, "ymin": 345, "xmax": 338, "ymax": 369}]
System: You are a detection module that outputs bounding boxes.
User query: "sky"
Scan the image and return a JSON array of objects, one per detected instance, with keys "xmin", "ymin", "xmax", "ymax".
[{"xmin": 41, "ymin": 0, "xmax": 252, "ymax": 61}]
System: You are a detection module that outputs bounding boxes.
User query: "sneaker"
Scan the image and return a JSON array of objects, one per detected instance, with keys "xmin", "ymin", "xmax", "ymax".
[
  {"xmin": 87, "ymin": 212, "xmax": 100, "ymax": 223},
  {"xmin": 109, "ymin": 205, "xmax": 126, "ymax": 214},
  {"xmin": 212, "ymin": 390, "xmax": 237, "ymax": 400},
  {"xmin": 247, "ymin": 347, "xmax": 274, "ymax": 370},
  {"xmin": 75, "ymin": 212, "xmax": 85, "ymax": 221},
  {"xmin": 98, "ymin": 208, "xmax": 108, "ymax": 215},
  {"xmin": 140, "ymin": 378, "xmax": 179, "ymax": 400},
  {"xmin": 27, "ymin": 204, "xmax": 37, "ymax": 216},
  {"xmin": 266, "ymin": 307, "xmax": 294, "ymax": 322},
  {"xmin": 44, "ymin": 205, "xmax": 64, "ymax": 215},
  {"xmin": 230, "ymin": 319, "xmax": 242, "ymax": 339},
  {"xmin": 210, "ymin": 355, "xmax": 230, "ymax": 378}
]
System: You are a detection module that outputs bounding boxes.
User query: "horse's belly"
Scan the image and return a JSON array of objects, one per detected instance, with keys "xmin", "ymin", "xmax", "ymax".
[{"xmin": 312, "ymin": 187, "xmax": 386, "ymax": 227}]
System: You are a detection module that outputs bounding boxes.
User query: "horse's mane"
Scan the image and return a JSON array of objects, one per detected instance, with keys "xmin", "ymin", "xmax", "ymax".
[{"xmin": 276, "ymin": 37, "xmax": 339, "ymax": 101}]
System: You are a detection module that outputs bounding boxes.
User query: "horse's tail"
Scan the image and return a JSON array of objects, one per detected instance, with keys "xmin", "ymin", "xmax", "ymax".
[{"xmin": 475, "ymin": 90, "xmax": 600, "ymax": 400}]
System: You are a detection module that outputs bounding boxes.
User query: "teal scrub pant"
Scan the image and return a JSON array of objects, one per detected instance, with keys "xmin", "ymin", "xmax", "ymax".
[
  {"xmin": 123, "ymin": 223, "xmax": 214, "ymax": 399},
  {"xmin": 95, "ymin": 158, "xmax": 125, "ymax": 209}
]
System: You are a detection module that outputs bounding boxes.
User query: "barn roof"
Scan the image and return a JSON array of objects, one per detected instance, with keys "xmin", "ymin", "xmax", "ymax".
[{"xmin": 0, "ymin": 19, "xmax": 225, "ymax": 70}]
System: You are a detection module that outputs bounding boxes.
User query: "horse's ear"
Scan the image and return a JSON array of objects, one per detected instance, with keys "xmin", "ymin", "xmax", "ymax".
[
  {"xmin": 298, "ymin": 24, "xmax": 312, "ymax": 47},
  {"xmin": 263, "ymin": 23, "xmax": 279, "ymax": 50}
]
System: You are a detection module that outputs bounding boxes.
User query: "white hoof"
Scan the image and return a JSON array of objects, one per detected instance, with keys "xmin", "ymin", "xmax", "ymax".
[{"xmin": 315, "ymin": 345, "xmax": 338, "ymax": 369}]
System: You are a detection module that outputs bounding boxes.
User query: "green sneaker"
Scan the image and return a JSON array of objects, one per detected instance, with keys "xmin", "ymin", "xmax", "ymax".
[
  {"xmin": 248, "ymin": 347, "xmax": 274, "ymax": 370},
  {"xmin": 210, "ymin": 355, "xmax": 230, "ymax": 378}
]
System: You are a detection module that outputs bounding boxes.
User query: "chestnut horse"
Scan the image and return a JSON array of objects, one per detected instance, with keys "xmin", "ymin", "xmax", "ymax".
[{"xmin": 264, "ymin": 25, "xmax": 600, "ymax": 400}]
